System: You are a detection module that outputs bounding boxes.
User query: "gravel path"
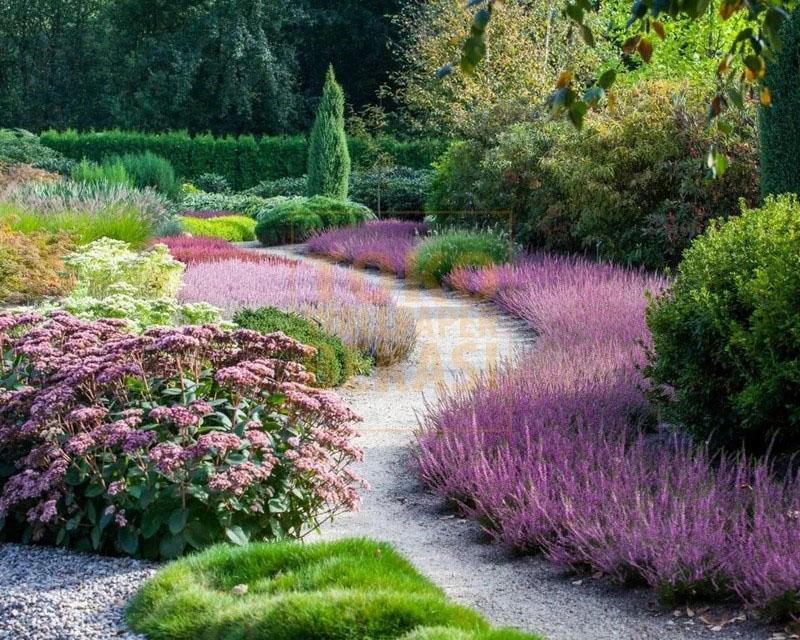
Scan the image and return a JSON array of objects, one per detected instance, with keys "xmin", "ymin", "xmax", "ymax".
[
  {"xmin": 256, "ymin": 245, "xmax": 774, "ymax": 640},
  {"xmin": 0, "ymin": 244, "xmax": 775, "ymax": 640}
]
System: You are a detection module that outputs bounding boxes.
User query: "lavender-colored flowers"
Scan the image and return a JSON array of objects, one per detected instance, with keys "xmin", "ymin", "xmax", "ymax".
[
  {"xmin": 306, "ymin": 219, "xmax": 427, "ymax": 277},
  {"xmin": 180, "ymin": 258, "xmax": 416, "ymax": 364},
  {"xmin": 154, "ymin": 235, "xmax": 296, "ymax": 265},
  {"xmin": 418, "ymin": 253, "xmax": 800, "ymax": 619}
]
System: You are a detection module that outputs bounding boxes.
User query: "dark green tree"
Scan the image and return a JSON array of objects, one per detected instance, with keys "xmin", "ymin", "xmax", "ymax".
[
  {"xmin": 760, "ymin": 8, "xmax": 800, "ymax": 197},
  {"xmin": 306, "ymin": 66, "xmax": 351, "ymax": 200}
]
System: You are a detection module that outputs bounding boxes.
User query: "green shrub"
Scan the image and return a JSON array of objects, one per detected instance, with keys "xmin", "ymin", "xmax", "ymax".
[
  {"xmin": 306, "ymin": 66, "xmax": 351, "ymax": 199},
  {"xmin": 646, "ymin": 194, "xmax": 800, "ymax": 454},
  {"xmin": 181, "ymin": 192, "xmax": 277, "ymax": 218},
  {"xmin": 115, "ymin": 151, "xmax": 181, "ymax": 200},
  {"xmin": 760, "ymin": 6, "xmax": 800, "ymax": 198},
  {"xmin": 350, "ymin": 168, "xmax": 433, "ymax": 213},
  {"xmin": 0, "ymin": 128, "xmax": 70, "ymax": 171},
  {"xmin": 127, "ymin": 538, "xmax": 532, "ymax": 640},
  {"xmin": 71, "ymin": 158, "xmax": 132, "ymax": 187},
  {"xmin": 245, "ymin": 176, "xmax": 308, "ymax": 198},
  {"xmin": 180, "ymin": 215, "xmax": 257, "ymax": 242},
  {"xmin": 255, "ymin": 196, "xmax": 373, "ymax": 246},
  {"xmin": 408, "ymin": 231, "xmax": 512, "ymax": 287},
  {"xmin": 194, "ymin": 172, "xmax": 230, "ymax": 194},
  {"xmin": 234, "ymin": 307, "xmax": 369, "ymax": 387}
]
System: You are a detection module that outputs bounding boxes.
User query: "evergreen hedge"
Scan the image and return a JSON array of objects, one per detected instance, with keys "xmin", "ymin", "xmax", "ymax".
[
  {"xmin": 760, "ymin": 7, "xmax": 800, "ymax": 197},
  {"xmin": 39, "ymin": 130, "xmax": 447, "ymax": 191}
]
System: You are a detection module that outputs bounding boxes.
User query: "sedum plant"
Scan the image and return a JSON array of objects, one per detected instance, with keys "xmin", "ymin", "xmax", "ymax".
[
  {"xmin": 0, "ymin": 311, "xmax": 365, "ymax": 559},
  {"xmin": 54, "ymin": 238, "xmax": 224, "ymax": 332}
]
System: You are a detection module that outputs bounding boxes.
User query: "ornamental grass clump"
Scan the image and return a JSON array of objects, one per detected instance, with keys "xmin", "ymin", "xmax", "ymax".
[
  {"xmin": 409, "ymin": 231, "xmax": 512, "ymax": 287},
  {"xmin": 0, "ymin": 311, "xmax": 365, "ymax": 559},
  {"xmin": 418, "ymin": 253, "xmax": 800, "ymax": 618},
  {"xmin": 307, "ymin": 219, "xmax": 428, "ymax": 277},
  {"xmin": 180, "ymin": 259, "xmax": 416, "ymax": 365}
]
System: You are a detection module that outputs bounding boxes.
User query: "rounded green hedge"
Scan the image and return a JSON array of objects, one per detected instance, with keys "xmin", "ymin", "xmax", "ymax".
[
  {"xmin": 646, "ymin": 194, "xmax": 800, "ymax": 454},
  {"xmin": 234, "ymin": 306, "xmax": 367, "ymax": 387},
  {"xmin": 180, "ymin": 215, "xmax": 257, "ymax": 242},
  {"xmin": 255, "ymin": 196, "xmax": 373, "ymax": 246},
  {"xmin": 408, "ymin": 231, "xmax": 512, "ymax": 287},
  {"xmin": 127, "ymin": 538, "xmax": 522, "ymax": 640}
]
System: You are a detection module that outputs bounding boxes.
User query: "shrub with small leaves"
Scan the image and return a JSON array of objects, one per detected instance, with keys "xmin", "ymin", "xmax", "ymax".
[
  {"xmin": 0, "ymin": 226, "xmax": 74, "ymax": 304},
  {"xmin": 0, "ymin": 311, "xmax": 365, "ymax": 559},
  {"xmin": 193, "ymin": 173, "xmax": 230, "ymax": 194},
  {"xmin": 179, "ymin": 215, "xmax": 256, "ymax": 242}
]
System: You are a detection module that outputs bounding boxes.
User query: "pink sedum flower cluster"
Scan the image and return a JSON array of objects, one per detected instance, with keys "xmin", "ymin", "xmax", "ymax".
[{"xmin": 0, "ymin": 311, "xmax": 365, "ymax": 559}]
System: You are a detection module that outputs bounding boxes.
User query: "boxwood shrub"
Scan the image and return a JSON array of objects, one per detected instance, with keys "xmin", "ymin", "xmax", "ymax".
[
  {"xmin": 234, "ymin": 306, "xmax": 369, "ymax": 387},
  {"xmin": 646, "ymin": 194, "xmax": 800, "ymax": 454},
  {"xmin": 255, "ymin": 196, "xmax": 373, "ymax": 246}
]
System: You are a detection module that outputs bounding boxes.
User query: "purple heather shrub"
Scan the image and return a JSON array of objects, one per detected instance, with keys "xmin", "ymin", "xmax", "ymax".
[
  {"xmin": 180, "ymin": 259, "xmax": 416, "ymax": 364},
  {"xmin": 306, "ymin": 219, "xmax": 427, "ymax": 277},
  {"xmin": 419, "ymin": 253, "xmax": 800, "ymax": 618},
  {"xmin": 154, "ymin": 235, "xmax": 297, "ymax": 266},
  {"xmin": 0, "ymin": 311, "xmax": 364, "ymax": 559}
]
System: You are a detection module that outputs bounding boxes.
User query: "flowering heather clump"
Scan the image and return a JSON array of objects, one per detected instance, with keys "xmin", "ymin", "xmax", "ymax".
[
  {"xmin": 0, "ymin": 311, "xmax": 364, "ymax": 559},
  {"xmin": 306, "ymin": 219, "xmax": 427, "ymax": 277},
  {"xmin": 181, "ymin": 259, "xmax": 416, "ymax": 365},
  {"xmin": 419, "ymin": 253, "xmax": 800, "ymax": 618},
  {"xmin": 154, "ymin": 235, "xmax": 297, "ymax": 266}
]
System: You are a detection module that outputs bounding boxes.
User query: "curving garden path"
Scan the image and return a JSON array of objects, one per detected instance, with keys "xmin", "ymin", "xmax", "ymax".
[{"xmin": 255, "ymin": 244, "xmax": 770, "ymax": 640}]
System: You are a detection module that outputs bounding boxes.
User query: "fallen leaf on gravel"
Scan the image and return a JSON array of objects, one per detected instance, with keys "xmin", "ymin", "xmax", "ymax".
[{"xmin": 571, "ymin": 579, "xmax": 583, "ymax": 586}]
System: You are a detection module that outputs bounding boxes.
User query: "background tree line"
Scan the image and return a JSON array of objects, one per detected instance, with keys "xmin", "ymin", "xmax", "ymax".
[{"xmin": 0, "ymin": 0, "xmax": 402, "ymax": 135}]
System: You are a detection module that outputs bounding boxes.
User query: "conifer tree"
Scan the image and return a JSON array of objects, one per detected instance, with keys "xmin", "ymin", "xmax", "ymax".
[{"xmin": 306, "ymin": 65, "xmax": 350, "ymax": 199}]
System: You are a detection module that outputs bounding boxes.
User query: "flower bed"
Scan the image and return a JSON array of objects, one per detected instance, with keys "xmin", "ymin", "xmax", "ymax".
[
  {"xmin": 306, "ymin": 219, "xmax": 427, "ymax": 277},
  {"xmin": 0, "ymin": 311, "xmax": 365, "ymax": 559},
  {"xmin": 154, "ymin": 235, "xmax": 296, "ymax": 266},
  {"xmin": 180, "ymin": 258, "xmax": 416, "ymax": 365},
  {"xmin": 417, "ymin": 253, "xmax": 800, "ymax": 618}
]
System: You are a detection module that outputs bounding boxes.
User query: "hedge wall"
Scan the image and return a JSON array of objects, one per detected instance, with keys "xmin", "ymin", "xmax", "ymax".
[{"xmin": 40, "ymin": 130, "xmax": 448, "ymax": 191}]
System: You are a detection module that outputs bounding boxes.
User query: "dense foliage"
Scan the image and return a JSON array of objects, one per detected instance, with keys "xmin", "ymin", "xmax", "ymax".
[
  {"xmin": 255, "ymin": 197, "xmax": 373, "ymax": 247},
  {"xmin": 42, "ymin": 130, "xmax": 445, "ymax": 191},
  {"xmin": 306, "ymin": 67, "xmax": 351, "ymax": 200},
  {"xmin": 127, "ymin": 538, "xmax": 540, "ymax": 640},
  {"xmin": 234, "ymin": 307, "xmax": 366, "ymax": 387},
  {"xmin": 646, "ymin": 194, "xmax": 800, "ymax": 454},
  {"xmin": 179, "ymin": 215, "xmax": 257, "ymax": 242},
  {"xmin": 55, "ymin": 238, "xmax": 222, "ymax": 331},
  {"xmin": 408, "ymin": 231, "xmax": 512, "ymax": 287},
  {"xmin": 0, "ymin": 129, "xmax": 73, "ymax": 173},
  {"xmin": 0, "ymin": 227, "xmax": 73, "ymax": 304},
  {"xmin": 760, "ymin": 6, "xmax": 800, "ymax": 198},
  {"xmin": 114, "ymin": 152, "xmax": 180, "ymax": 200},
  {"xmin": 426, "ymin": 80, "xmax": 759, "ymax": 269},
  {"xmin": 0, "ymin": 312, "xmax": 365, "ymax": 559},
  {"xmin": 193, "ymin": 173, "xmax": 230, "ymax": 194}
]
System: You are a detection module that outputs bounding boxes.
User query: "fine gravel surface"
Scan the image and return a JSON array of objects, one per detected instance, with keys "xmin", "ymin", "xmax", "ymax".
[
  {"xmin": 0, "ymin": 543, "xmax": 155, "ymax": 640},
  {"xmin": 254, "ymin": 244, "xmax": 774, "ymax": 640}
]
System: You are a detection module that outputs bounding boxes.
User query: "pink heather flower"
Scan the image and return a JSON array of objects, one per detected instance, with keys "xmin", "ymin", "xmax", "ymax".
[
  {"xmin": 107, "ymin": 480, "xmax": 125, "ymax": 496},
  {"xmin": 189, "ymin": 400, "xmax": 213, "ymax": 416},
  {"xmin": 187, "ymin": 432, "xmax": 242, "ymax": 458},
  {"xmin": 148, "ymin": 442, "xmax": 187, "ymax": 474},
  {"xmin": 65, "ymin": 406, "xmax": 108, "ymax": 425},
  {"xmin": 65, "ymin": 433, "xmax": 95, "ymax": 456},
  {"xmin": 245, "ymin": 429, "xmax": 272, "ymax": 452},
  {"xmin": 115, "ymin": 510, "xmax": 127, "ymax": 528},
  {"xmin": 208, "ymin": 461, "xmax": 271, "ymax": 496}
]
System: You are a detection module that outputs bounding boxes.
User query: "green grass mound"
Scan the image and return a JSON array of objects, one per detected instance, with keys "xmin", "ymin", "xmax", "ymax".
[
  {"xmin": 408, "ymin": 231, "xmax": 512, "ymax": 287},
  {"xmin": 180, "ymin": 215, "xmax": 257, "ymax": 242},
  {"xmin": 127, "ymin": 538, "xmax": 544, "ymax": 640},
  {"xmin": 234, "ymin": 307, "xmax": 369, "ymax": 387},
  {"xmin": 255, "ymin": 196, "xmax": 373, "ymax": 246}
]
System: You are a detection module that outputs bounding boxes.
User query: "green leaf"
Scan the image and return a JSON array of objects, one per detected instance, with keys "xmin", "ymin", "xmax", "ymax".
[
  {"xmin": 568, "ymin": 101, "xmax": 588, "ymax": 128},
  {"xmin": 85, "ymin": 482, "xmax": 104, "ymax": 498},
  {"xmin": 86, "ymin": 501, "xmax": 97, "ymax": 525},
  {"xmin": 168, "ymin": 509, "xmax": 188, "ymax": 535},
  {"xmin": 159, "ymin": 533, "xmax": 186, "ymax": 559},
  {"xmin": 140, "ymin": 512, "xmax": 162, "ymax": 539},
  {"xmin": 597, "ymin": 69, "xmax": 617, "ymax": 90},
  {"xmin": 726, "ymin": 87, "xmax": 744, "ymax": 109},
  {"xmin": 91, "ymin": 525, "xmax": 102, "ymax": 550},
  {"xmin": 581, "ymin": 24, "xmax": 595, "ymax": 46},
  {"xmin": 117, "ymin": 527, "xmax": 139, "ymax": 555},
  {"xmin": 268, "ymin": 497, "xmax": 288, "ymax": 514},
  {"xmin": 225, "ymin": 526, "xmax": 249, "ymax": 546}
]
